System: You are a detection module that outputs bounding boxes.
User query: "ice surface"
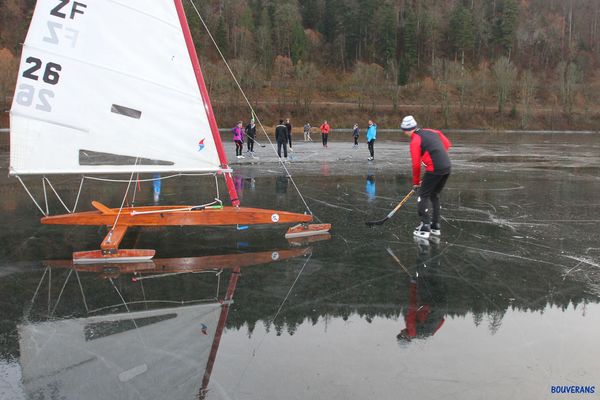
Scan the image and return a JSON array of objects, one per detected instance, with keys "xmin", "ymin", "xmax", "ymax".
[{"xmin": 0, "ymin": 132, "xmax": 599, "ymax": 399}]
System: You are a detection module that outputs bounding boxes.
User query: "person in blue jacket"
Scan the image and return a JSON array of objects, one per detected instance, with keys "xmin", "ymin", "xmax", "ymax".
[{"xmin": 366, "ymin": 120, "xmax": 377, "ymax": 161}]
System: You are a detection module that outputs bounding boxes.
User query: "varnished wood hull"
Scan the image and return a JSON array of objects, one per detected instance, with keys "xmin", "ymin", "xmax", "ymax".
[
  {"xmin": 41, "ymin": 205, "xmax": 313, "ymax": 227},
  {"xmin": 285, "ymin": 223, "xmax": 332, "ymax": 238},
  {"xmin": 72, "ymin": 249, "xmax": 156, "ymax": 264},
  {"xmin": 44, "ymin": 248, "xmax": 312, "ymax": 276}
]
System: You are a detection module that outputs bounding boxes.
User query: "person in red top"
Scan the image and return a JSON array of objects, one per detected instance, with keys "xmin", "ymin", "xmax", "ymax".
[
  {"xmin": 397, "ymin": 241, "xmax": 446, "ymax": 342},
  {"xmin": 320, "ymin": 120, "xmax": 330, "ymax": 148},
  {"xmin": 400, "ymin": 115, "xmax": 452, "ymax": 239}
]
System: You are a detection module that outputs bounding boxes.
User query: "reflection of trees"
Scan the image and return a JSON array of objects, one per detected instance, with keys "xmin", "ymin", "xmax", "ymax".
[
  {"xmin": 226, "ymin": 243, "xmax": 597, "ymax": 339},
  {"xmin": 1, "ymin": 244, "xmax": 596, "ymax": 359}
]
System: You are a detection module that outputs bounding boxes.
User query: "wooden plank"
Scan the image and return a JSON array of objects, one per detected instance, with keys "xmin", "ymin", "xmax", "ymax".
[
  {"xmin": 41, "ymin": 206, "xmax": 313, "ymax": 227},
  {"xmin": 72, "ymin": 249, "xmax": 156, "ymax": 264},
  {"xmin": 100, "ymin": 225, "xmax": 129, "ymax": 250}
]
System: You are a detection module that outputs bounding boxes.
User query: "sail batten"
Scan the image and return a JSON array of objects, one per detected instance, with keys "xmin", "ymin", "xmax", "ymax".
[{"xmin": 10, "ymin": 0, "xmax": 223, "ymax": 175}]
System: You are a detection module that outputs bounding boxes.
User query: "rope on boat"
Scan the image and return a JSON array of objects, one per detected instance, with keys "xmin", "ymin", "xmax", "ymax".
[
  {"xmin": 82, "ymin": 172, "xmax": 219, "ymax": 183},
  {"xmin": 16, "ymin": 175, "xmax": 47, "ymax": 216},
  {"xmin": 188, "ymin": 0, "xmax": 314, "ymax": 217},
  {"xmin": 85, "ymin": 172, "xmax": 223, "ymax": 211},
  {"xmin": 112, "ymin": 168, "xmax": 138, "ymax": 230},
  {"xmin": 129, "ymin": 198, "xmax": 222, "ymax": 216}
]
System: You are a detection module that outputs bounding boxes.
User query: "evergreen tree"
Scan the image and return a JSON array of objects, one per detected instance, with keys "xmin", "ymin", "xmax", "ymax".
[
  {"xmin": 215, "ymin": 15, "xmax": 229, "ymax": 58},
  {"xmin": 358, "ymin": 0, "xmax": 378, "ymax": 61},
  {"xmin": 299, "ymin": 0, "xmax": 320, "ymax": 29},
  {"xmin": 376, "ymin": 1, "xmax": 397, "ymax": 67},
  {"xmin": 494, "ymin": 0, "xmax": 519, "ymax": 57},
  {"xmin": 448, "ymin": 4, "xmax": 475, "ymax": 64},
  {"xmin": 402, "ymin": 7, "xmax": 418, "ymax": 63},
  {"xmin": 342, "ymin": 1, "xmax": 362, "ymax": 65},
  {"xmin": 321, "ymin": 0, "xmax": 337, "ymax": 43},
  {"xmin": 398, "ymin": 55, "xmax": 410, "ymax": 86},
  {"xmin": 255, "ymin": 7, "xmax": 274, "ymax": 75},
  {"xmin": 291, "ymin": 23, "xmax": 308, "ymax": 63}
]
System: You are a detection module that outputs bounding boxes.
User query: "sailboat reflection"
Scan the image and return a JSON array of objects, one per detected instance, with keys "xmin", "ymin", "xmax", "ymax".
[
  {"xmin": 19, "ymin": 247, "xmax": 311, "ymax": 399},
  {"xmin": 388, "ymin": 241, "xmax": 446, "ymax": 343}
]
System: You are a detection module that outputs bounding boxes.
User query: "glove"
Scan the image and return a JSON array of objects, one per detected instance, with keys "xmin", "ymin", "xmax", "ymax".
[{"xmin": 412, "ymin": 185, "xmax": 420, "ymax": 193}]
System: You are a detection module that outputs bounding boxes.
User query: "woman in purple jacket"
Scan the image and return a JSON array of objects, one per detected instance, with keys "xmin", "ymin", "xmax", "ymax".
[{"xmin": 232, "ymin": 121, "xmax": 244, "ymax": 158}]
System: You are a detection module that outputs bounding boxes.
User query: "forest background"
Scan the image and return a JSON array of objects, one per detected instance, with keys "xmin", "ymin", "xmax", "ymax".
[{"xmin": 1, "ymin": 0, "xmax": 600, "ymax": 131}]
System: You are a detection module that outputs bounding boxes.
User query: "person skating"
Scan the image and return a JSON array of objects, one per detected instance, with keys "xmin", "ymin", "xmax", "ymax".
[
  {"xmin": 285, "ymin": 118, "xmax": 293, "ymax": 151},
  {"xmin": 245, "ymin": 119, "xmax": 256, "ymax": 156},
  {"xmin": 320, "ymin": 120, "xmax": 330, "ymax": 148},
  {"xmin": 303, "ymin": 122, "xmax": 312, "ymax": 142},
  {"xmin": 366, "ymin": 120, "xmax": 377, "ymax": 160},
  {"xmin": 352, "ymin": 123, "xmax": 360, "ymax": 148},
  {"xmin": 400, "ymin": 115, "xmax": 452, "ymax": 239},
  {"xmin": 232, "ymin": 121, "xmax": 244, "ymax": 159},
  {"xmin": 275, "ymin": 119, "xmax": 289, "ymax": 162}
]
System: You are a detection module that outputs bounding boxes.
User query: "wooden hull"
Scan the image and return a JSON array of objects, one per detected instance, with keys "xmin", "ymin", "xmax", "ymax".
[
  {"xmin": 44, "ymin": 248, "xmax": 312, "ymax": 277},
  {"xmin": 73, "ymin": 249, "xmax": 156, "ymax": 264},
  {"xmin": 41, "ymin": 204, "xmax": 313, "ymax": 227},
  {"xmin": 285, "ymin": 223, "xmax": 332, "ymax": 238}
]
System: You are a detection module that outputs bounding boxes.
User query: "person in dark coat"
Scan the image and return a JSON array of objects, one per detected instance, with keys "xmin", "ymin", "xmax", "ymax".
[
  {"xmin": 245, "ymin": 120, "xmax": 256, "ymax": 155},
  {"xmin": 285, "ymin": 118, "xmax": 293, "ymax": 151},
  {"xmin": 275, "ymin": 119, "xmax": 288, "ymax": 161},
  {"xmin": 352, "ymin": 123, "xmax": 360, "ymax": 148}
]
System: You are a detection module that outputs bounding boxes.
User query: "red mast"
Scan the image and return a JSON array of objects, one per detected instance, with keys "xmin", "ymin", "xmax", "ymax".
[{"xmin": 174, "ymin": 0, "xmax": 240, "ymax": 207}]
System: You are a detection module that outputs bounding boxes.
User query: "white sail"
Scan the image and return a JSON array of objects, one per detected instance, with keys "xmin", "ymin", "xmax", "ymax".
[
  {"xmin": 19, "ymin": 303, "xmax": 222, "ymax": 399},
  {"xmin": 10, "ymin": 0, "xmax": 223, "ymax": 175}
]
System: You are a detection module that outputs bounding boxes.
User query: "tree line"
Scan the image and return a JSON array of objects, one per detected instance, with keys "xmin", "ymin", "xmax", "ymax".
[
  {"xmin": 183, "ymin": 0, "xmax": 600, "ymax": 130},
  {"xmin": 2, "ymin": 0, "xmax": 600, "ymax": 130}
]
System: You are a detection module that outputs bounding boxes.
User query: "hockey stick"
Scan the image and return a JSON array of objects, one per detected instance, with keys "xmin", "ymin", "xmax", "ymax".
[
  {"xmin": 365, "ymin": 189, "xmax": 415, "ymax": 226},
  {"xmin": 244, "ymin": 133, "xmax": 266, "ymax": 148},
  {"xmin": 386, "ymin": 247, "xmax": 412, "ymax": 277}
]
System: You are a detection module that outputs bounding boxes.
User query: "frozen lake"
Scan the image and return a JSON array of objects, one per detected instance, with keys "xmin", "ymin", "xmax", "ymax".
[{"xmin": 1, "ymin": 131, "xmax": 599, "ymax": 399}]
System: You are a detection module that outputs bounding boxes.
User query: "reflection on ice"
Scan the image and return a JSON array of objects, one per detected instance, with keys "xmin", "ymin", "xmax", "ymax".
[{"xmin": 1, "ymin": 133, "xmax": 600, "ymax": 399}]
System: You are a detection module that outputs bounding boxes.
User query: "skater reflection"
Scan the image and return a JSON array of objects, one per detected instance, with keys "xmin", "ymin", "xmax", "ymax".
[
  {"xmin": 390, "ymin": 241, "xmax": 446, "ymax": 343},
  {"xmin": 320, "ymin": 162, "xmax": 330, "ymax": 177},
  {"xmin": 366, "ymin": 174, "xmax": 376, "ymax": 202},
  {"xmin": 234, "ymin": 174, "xmax": 244, "ymax": 199},
  {"xmin": 152, "ymin": 173, "xmax": 161, "ymax": 204},
  {"xmin": 275, "ymin": 175, "xmax": 289, "ymax": 195}
]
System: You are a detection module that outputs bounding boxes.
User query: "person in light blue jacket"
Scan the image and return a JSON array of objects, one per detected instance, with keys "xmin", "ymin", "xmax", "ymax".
[{"xmin": 366, "ymin": 120, "xmax": 377, "ymax": 161}]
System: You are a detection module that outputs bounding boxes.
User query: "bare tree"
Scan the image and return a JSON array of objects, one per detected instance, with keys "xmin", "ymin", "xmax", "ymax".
[
  {"xmin": 492, "ymin": 56, "xmax": 517, "ymax": 117},
  {"xmin": 294, "ymin": 61, "xmax": 320, "ymax": 113},
  {"xmin": 352, "ymin": 61, "xmax": 384, "ymax": 112},
  {"xmin": 556, "ymin": 61, "xmax": 581, "ymax": 117},
  {"xmin": 519, "ymin": 69, "xmax": 537, "ymax": 129},
  {"xmin": 273, "ymin": 55, "xmax": 295, "ymax": 112}
]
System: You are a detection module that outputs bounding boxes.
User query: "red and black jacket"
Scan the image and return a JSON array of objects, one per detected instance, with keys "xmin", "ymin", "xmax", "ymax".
[{"xmin": 409, "ymin": 128, "xmax": 452, "ymax": 185}]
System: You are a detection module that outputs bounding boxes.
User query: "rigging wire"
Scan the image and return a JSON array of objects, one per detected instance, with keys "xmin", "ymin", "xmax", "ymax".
[
  {"xmin": 187, "ymin": 0, "xmax": 314, "ymax": 217},
  {"xmin": 233, "ymin": 251, "xmax": 313, "ymax": 393},
  {"xmin": 111, "ymin": 159, "xmax": 140, "ymax": 231}
]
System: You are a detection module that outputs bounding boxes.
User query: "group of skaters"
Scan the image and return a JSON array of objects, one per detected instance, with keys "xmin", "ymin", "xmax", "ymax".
[
  {"xmin": 231, "ymin": 119, "xmax": 258, "ymax": 159},
  {"xmin": 231, "ymin": 115, "xmax": 452, "ymax": 242},
  {"xmin": 232, "ymin": 118, "xmax": 380, "ymax": 162}
]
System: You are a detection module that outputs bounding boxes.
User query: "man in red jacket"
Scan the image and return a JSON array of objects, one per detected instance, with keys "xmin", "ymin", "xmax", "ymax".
[{"xmin": 400, "ymin": 115, "xmax": 452, "ymax": 239}]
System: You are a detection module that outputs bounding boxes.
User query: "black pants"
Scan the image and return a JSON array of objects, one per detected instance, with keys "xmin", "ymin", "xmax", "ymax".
[
  {"xmin": 247, "ymin": 135, "xmax": 255, "ymax": 152},
  {"xmin": 277, "ymin": 141, "xmax": 288, "ymax": 158},
  {"xmin": 368, "ymin": 139, "xmax": 375, "ymax": 157},
  {"xmin": 322, "ymin": 133, "xmax": 328, "ymax": 146},
  {"xmin": 354, "ymin": 136, "xmax": 358, "ymax": 145},
  {"xmin": 235, "ymin": 140, "xmax": 243, "ymax": 156},
  {"xmin": 417, "ymin": 172, "xmax": 450, "ymax": 225},
  {"xmin": 287, "ymin": 133, "xmax": 292, "ymax": 148}
]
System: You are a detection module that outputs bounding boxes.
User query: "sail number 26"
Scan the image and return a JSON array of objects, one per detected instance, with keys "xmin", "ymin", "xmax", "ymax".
[{"xmin": 16, "ymin": 57, "xmax": 62, "ymax": 112}]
